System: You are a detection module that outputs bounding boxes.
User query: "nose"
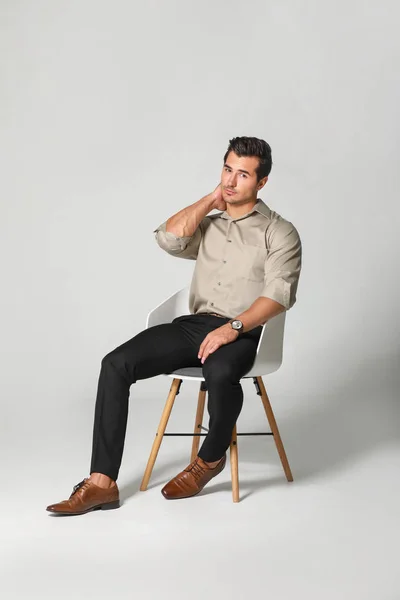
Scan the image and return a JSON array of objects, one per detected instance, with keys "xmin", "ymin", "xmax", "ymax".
[{"xmin": 227, "ymin": 174, "xmax": 236, "ymax": 188}]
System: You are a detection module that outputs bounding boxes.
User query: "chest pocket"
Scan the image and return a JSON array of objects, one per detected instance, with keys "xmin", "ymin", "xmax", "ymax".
[{"xmin": 237, "ymin": 242, "xmax": 268, "ymax": 282}]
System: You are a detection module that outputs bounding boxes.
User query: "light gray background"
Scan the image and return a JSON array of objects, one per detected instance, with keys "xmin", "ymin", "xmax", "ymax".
[{"xmin": 1, "ymin": 1, "xmax": 399, "ymax": 599}]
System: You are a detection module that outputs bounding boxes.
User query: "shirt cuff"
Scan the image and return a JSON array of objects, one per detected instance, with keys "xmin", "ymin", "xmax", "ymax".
[
  {"xmin": 153, "ymin": 221, "xmax": 193, "ymax": 252},
  {"xmin": 260, "ymin": 277, "xmax": 294, "ymax": 310}
]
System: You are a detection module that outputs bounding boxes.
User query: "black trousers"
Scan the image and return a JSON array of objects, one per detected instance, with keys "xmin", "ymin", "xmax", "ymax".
[{"xmin": 90, "ymin": 313, "xmax": 263, "ymax": 481}]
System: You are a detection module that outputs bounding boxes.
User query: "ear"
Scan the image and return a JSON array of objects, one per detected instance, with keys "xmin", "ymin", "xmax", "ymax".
[{"xmin": 257, "ymin": 176, "xmax": 268, "ymax": 190}]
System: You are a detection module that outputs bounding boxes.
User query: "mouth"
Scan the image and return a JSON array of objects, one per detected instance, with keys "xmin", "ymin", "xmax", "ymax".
[{"xmin": 225, "ymin": 189, "xmax": 236, "ymax": 195}]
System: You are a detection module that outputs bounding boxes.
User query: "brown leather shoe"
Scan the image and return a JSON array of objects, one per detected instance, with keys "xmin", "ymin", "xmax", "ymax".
[
  {"xmin": 46, "ymin": 477, "xmax": 120, "ymax": 515},
  {"xmin": 161, "ymin": 454, "xmax": 226, "ymax": 500}
]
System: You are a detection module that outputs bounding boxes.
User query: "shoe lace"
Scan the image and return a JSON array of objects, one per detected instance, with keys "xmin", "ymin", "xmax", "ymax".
[
  {"xmin": 187, "ymin": 459, "xmax": 206, "ymax": 482},
  {"xmin": 70, "ymin": 478, "xmax": 90, "ymax": 498}
]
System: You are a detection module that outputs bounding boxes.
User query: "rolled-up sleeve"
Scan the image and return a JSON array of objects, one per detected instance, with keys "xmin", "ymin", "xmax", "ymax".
[
  {"xmin": 260, "ymin": 220, "xmax": 302, "ymax": 310},
  {"xmin": 153, "ymin": 220, "xmax": 203, "ymax": 260}
]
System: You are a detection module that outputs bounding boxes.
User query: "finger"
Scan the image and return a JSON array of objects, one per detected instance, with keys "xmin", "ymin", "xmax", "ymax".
[
  {"xmin": 201, "ymin": 342, "xmax": 220, "ymax": 363},
  {"xmin": 200, "ymin": 341, "xmax": 212, "ymax": 362},
  {"xmin": 208, "ymin": 342, "xmax": 220, "ymax": 354},
  {"xmin": 198, "ymin": 335, "xmax": 213, "ymax": 359},
  {"xmin": 198, "ymin": 341, "xmax": 208, "ymax": 359},
  {"xmin": 200, "ymin": 341, "xmax": 211, "ymax": 361},
  {"xmin": 198, "ymin": 339, "xmax": 208, "ymax": 359}
]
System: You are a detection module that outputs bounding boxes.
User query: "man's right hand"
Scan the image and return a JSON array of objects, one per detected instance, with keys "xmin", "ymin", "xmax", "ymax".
[
  {"xmin": 211, "ymin": 183, "xmax": 227, "ymax": 211},
  {"xmin": 164, "ymin": 185, "xmax": 227, "ymax": 240}
]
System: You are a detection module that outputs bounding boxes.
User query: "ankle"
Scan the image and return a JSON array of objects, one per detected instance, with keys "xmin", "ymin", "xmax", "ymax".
[{"xmin": 89, "ymin": 472, "xmax": 116, "ymax": 489}]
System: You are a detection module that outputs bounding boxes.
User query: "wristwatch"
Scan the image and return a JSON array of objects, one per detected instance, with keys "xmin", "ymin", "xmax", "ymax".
[{"xmin": 228, "ymin": 319, "xmax": 244, "ymax": 335}]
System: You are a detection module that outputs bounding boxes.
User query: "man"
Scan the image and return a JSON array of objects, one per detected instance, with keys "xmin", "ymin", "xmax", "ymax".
[{"xmin": 46, "ymin": 136, "xmax": 302, "ymax": 515}]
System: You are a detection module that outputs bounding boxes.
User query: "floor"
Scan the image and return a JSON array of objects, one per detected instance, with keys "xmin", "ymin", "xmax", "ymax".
[{"xmin": 1, "ymin": 376, "xmax": 399, "ymax": 600}]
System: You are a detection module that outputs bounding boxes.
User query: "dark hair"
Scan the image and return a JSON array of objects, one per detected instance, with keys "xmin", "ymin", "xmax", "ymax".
[{"xmin": 223, "ymin": 136, "xmax": 272, "ymax": 181}]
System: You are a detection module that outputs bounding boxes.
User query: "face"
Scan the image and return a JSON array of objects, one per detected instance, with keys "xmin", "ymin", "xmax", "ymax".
[{"xmin": 221, "ymin": 151, "xmax": 268, "ymax": 205}]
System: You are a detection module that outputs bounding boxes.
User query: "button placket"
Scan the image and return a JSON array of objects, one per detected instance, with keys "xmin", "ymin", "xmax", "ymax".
[
  {"xmin": 210, "ymin": 224, "xmax": 230, "ymax": 307},
  {"xmin": 222, "ymin": 221, "xmax": 231, "ymax": 264}
]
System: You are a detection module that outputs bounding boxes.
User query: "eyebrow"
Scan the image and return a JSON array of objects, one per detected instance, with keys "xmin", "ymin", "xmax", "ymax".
[{"xmin": 224, "ymin": 162, "xmax": 252, "ymax": 176}]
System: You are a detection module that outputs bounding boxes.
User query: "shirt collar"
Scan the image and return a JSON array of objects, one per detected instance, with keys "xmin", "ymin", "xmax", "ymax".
[{"xmin": 219, "ymin": 198, "xmax": 271, "ymax": 221}]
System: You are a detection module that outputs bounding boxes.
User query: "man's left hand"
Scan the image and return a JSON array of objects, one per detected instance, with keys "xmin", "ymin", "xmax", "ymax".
[{"xmin": 198, "ymin": 323, "xmax": 239, "ymax": 364}]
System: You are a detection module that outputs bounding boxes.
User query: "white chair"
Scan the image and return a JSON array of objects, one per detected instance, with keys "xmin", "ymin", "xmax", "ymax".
[{"xmin": 139, "ymin": 286, "xmax": 293, "ymax": 502}]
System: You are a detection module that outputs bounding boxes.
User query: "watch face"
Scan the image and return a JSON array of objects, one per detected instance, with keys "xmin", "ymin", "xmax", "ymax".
[{"xmin": 232, "ymin": 320, "xmax": 243, "ymax": 330}]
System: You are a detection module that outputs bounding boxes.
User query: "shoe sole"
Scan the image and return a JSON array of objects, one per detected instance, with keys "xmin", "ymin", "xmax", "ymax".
[{"xmin": 46, "ymin": 499, "xmax": 120, "ymax": 516}]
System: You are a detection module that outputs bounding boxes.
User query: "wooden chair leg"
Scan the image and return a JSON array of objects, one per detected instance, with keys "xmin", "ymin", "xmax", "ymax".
[
  {"xmin": 256, "ymin": 376, "xmax": 293, "ymax": 482},
  {"xmin": 190, "ymin": 383, "xmax": 207, "ymax": 463},
  {"xmin": 229, "ymin": 424, "xmax": 239, "ymax": 502},
  {"xmin": 140, "ymin": 378, "xmax": 181, "ymax": 491}
]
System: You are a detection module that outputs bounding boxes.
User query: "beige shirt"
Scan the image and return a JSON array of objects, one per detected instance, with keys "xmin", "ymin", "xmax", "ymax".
[{"xmin": 153, "ymin": 198, "xmax": 302, "ymax": 320}]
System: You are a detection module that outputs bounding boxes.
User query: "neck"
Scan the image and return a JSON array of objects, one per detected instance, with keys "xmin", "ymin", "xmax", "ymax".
[{"xmin": 226, "ymin": 197, "xmax": 258, "ymax": 219}]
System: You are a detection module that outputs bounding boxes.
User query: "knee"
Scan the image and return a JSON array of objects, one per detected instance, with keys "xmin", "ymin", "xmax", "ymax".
[
  {"xmin": 101, "ymin": 349, "xmax": 135, "ymax": 384},
  {"xmin": 101, "ymin": 349, "xmax": 126, "ymax": 371}
]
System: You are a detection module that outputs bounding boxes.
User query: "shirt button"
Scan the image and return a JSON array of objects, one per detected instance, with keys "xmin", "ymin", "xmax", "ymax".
[
  {"xmin": 210, "ymin": 302, "xmax": 214, "ymax": 306},
  {"xmin": 223, "ymin": 260, "xmax": 227, "ymax": 263},
  {"xmin": 227, "ymin": 240, "xmax": 232, "ymax": 243},
  {"xmin": 218, "ymin": 282, "xmax": 221, "ymax": 285}
]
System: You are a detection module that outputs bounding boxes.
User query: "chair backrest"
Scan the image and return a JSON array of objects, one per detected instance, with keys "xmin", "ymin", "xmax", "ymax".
[
  {"xmin": 247, "ymin": 309, "xmax": 286, "ymax": 377},
  {"xmin": 146, "ymin": 286, "xmax": 286, "ymax": 377}
]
